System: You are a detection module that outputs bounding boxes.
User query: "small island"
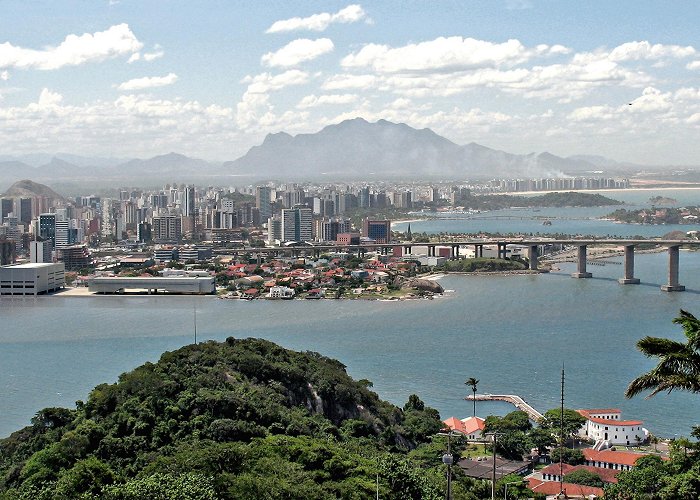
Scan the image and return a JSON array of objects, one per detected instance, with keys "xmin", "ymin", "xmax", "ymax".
[
  {"xmin": 605, "ymin": 206, "xmax": 700, "ymax": 225},
  {"xmin": 649, "ymin": 195, "xmax": 678, "ymax": 205}
]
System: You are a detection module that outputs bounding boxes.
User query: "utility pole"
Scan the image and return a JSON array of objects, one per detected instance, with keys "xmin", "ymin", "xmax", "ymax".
[
  {"xmin": 485, "ymin": 432, "xmax": 503, "ymax": 500},
  {"xmin": 438, "ymin": 431, "xmax": 455, "ymax": 500},
  {"xmin": 559, "ymin": 364, "xmax": 565, "ymax": 498}
]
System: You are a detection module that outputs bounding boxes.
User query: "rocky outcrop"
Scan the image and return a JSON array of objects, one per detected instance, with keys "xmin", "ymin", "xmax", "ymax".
[{"xmin": 398, "ymin": 278, "xmax": 444, "ymax": 294}]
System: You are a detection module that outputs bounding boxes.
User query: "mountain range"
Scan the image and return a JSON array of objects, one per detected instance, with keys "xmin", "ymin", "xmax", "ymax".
[{"xmin": 0, "ymin": 118, "xmax": 658, "ymax": 190}]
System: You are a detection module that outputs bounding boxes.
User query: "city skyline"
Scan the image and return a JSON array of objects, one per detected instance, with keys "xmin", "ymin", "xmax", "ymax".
[{"xmin": 0, "ymin": 1, "xmax": 699, "ymax": 165}]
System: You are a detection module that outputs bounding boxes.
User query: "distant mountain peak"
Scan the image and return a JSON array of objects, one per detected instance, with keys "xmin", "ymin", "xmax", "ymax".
[
  {"xmin": 2, "ymin": 179, "xmax": 65, "ymax": 199},
  {"xmin": 226, "ymin": 117, "xmax": 589, "ymax": 179}
]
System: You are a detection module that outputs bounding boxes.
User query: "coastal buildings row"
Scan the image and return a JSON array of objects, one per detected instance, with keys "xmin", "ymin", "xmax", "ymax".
[{"xmin": 489, "ymin": 176, "xmax": 630, "ymax": 192}]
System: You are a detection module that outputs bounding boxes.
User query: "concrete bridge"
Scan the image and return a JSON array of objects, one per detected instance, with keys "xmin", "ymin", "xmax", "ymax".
[{"xmin": 214, "ymin": 238, "xmax": 700, "ymax": 292}]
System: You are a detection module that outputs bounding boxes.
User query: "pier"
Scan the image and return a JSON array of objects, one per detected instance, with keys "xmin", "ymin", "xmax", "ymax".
[{"xmin": 466, "ymin": 393, "xmax": 544, "ymax": 421}]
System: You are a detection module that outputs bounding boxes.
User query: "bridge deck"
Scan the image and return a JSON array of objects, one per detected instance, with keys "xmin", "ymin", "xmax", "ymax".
[{"xmin": 465, "ymin": 393, "xmax": 544, "ymax": 421}]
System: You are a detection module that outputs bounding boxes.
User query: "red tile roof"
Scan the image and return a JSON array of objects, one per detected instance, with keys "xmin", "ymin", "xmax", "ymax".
[
  {"xmin": 527, "ymin": 478, "xmax": 604, "ymax": 498},
  {"xmin": 461, "ymin": 416, "xmax": 486, "ymax": 434},
  {"xmin": 589, "ymin": 417, "xmax": 643, "ymax": 426},
  {"xmin": 583, "ymin": 448, "xmax": 651, "ymax": 467},
  {"xmin": 443, "ymin": 416, "xmax": 485, "ymax": 436},
  {"xmin": 539, "ymin": 463, "xmax": 620, "ymax": 483}
]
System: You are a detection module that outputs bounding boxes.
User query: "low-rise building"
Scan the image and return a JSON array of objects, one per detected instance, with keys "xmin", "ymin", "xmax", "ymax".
[
  {"xmin": 577, "ymin": 408, "xmax": 648, "ymax": 446},
  {"xmin": 443, "ymin": 416, "xmax": 486, "ymax": 441},
  {"xmin": 0, "ymin": 262, "xmax": 65, "ymax": 295},
  {"xmin": 268, "ymin": 286, "xmax": 294, "ymax": 299}
]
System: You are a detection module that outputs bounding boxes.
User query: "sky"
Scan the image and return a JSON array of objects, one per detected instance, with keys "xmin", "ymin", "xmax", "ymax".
[{"xmin": 0, "ymin": 0, "xmax": 699, "ymax": 165}]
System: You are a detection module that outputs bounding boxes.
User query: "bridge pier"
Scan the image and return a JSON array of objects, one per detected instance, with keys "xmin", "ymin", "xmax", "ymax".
[
  {"xmin": 618, "ymin": 245, "xmax": 640, "ymax": 284},
  {"xmin": 474, "ymin": 244, "xmax": 483, "ymax": 258},
  {"xmin": 571, "ymin": 244, "xmax": 592, "ymax": 278},
  {"xmin": 498, "ymin": 243, "xmax": 507, "ymax": 259},
  {"xmin": 661, "ymin": 245, "xmax": 685, "ymax": 292},
  {"xmin": 528, "ymin": 245, "xmax": 538, "ymax": 271},
  {"xmin": 428, "ymin": 245, "xmax": 435, "ymax": 257}
]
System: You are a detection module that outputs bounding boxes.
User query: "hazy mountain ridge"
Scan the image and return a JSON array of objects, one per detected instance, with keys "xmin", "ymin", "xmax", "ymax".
[
  {"xmin": 0, "ymin": 118, "xmax": 675, "ymax": 189},
  {"xmin": 226, "ymin": 118, "xmax": 620, "ymax": 179}
]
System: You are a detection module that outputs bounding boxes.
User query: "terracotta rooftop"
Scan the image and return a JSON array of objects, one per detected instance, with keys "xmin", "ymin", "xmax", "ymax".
[
  {"xmin": 583, "ymin": 448, "xmax": 655, "ymax": 467},
  {"xmin": 527, "ymin": 478, "xmax": 604, "ymax": 498},
  {"xmin": 539, "ymin": 462, "xmax": 620, "ymax": 483}
]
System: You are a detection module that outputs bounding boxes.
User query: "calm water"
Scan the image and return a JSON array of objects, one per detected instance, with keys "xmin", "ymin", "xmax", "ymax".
[
  {"xmin": 2, "ymin": 188, "xmax": 700, "ymax": 439},
  {"xmin": 2, "ymin": 252, "xmax": 700, "ymax": 439},
  {"xmin": 393, "ymin": 188, "xmax": 700, "ymax": 237}
]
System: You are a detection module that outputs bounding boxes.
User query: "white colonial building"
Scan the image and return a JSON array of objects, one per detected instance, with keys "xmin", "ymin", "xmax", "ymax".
[{"xmin": 577, "ymin": 409, "xmax": 649, "ymax": 447}]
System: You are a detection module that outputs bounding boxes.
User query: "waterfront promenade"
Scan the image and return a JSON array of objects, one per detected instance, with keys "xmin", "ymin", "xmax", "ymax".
[{"xmin": 466, "ymin": 394, "xmax": 544, "ymax": 421}]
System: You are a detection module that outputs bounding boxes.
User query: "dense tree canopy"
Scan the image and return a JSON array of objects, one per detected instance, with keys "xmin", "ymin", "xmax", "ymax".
[{"xmin": 0, "ymin": 338, "xmax": 457, "ymax": 499}]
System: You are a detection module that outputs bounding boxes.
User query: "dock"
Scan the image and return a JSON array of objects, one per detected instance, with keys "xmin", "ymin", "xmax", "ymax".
[{"xmin": 466, "ymin": 394, "xmax": 544, "ymax": 421}]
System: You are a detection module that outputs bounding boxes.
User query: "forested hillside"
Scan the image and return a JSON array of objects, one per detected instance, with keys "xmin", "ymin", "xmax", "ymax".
[{"xmin": 0, "ymin": 338, "xmax": 466, "ymax": 499}]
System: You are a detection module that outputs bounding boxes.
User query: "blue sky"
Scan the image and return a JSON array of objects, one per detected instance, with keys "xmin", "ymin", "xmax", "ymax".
[{"xmin": 0, "ymin": 1, "xmax": 699, "ymax": 164}]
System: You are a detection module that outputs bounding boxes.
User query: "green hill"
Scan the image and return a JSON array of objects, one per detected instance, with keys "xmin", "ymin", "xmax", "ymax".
[{"xmin": 0, "ymin": 338, "xmax": 454, "ymax": 499}]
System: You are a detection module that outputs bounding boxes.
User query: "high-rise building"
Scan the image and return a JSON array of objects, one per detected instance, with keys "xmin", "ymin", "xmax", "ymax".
[
  {"xmin": 0, "ymin": 239, "xmax": 15, "ymax": 265},
  {"xmin": 184, "ymin": 185, "xmax": 196, "ymax": 218},
  {"xmin": 315, "ymin": 217, "xmax": 352, "ymax": 242},
  {"xmin": 30, "ymin": 240, "xmax": 52, "ymax": 263},
  {"xmin": 38, "ymin": 213, "xmax": 56, "ymax": 250},
  {"xmin": 1, "ymin": 198, "xmax": 13, "ymax": 223},
  {"xmin": 362, "ymin": 218, "xmax": 391, "ymax": 244},
  {"xmin": 137, "ymin": 222, "xmax": 152, "ymax": 243},
  {"xmin": 256, "ymin": 186, "xmax": 272, "ymax": 221},
  {"xmin": 280, "ymin": 207, "xmax": 312, "ymax": 242},
  {"xmin": 152, "ymin": 215, "xmax": 182, "ymax": 242},
  {"xmin": 19, "ymin": 198, "xmax": 33, "ymax": 226}
]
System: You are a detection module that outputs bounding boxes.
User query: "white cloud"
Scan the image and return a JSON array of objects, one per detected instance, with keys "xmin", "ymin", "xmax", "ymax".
[
  {"xmin": 237, "ymin": 70, "xmax": 310, "ymax": 128},
  {"xmin": 341, "ymin": 37, "xmax": 567, "ymax": 73},
  {"xmin": 608, "ymin": 41, "xmax": 695, "ymax": 61},
  {"xmin": 117, "ymin": 73, "xmax": 178, "ymax": 91},
  {"xmin": 0, "ymin": 24, "xmax": 143, "ymax": 70},
  {"xmin": 127, "ymin": 45, "xmax": 165, "ymax": 64},
  {"xmin": 266, "ymin": 4, "xmax": 367, "ymax": 33},
  {"xmin": 37, "ymin": 88, "xmax": 63, "ymax": 107},
  {"xmin": 143, "ymin": 49, "xmax": 164, "ymax": 62},
  {"xmin": 261, "ymin": 38, "xmax": 334, "ymax": 68},
  {"xmin": 322, "ymin": 73, "xmax": 376, "ymax": 90},
  {"xmin": 627, "ymin": 86, "xmax": 673, "ymax": 112},
  {"xmin": 297, "ymin": 93, "xmax": 358, "ymax": 108},
  {"xmin": 0, "ymin": 89, "xmax": 235, "ymax": 158},
  {"xmin": 687, "ymin": 60, "xmax": 700, "ymax": 70},
  {"xmin": 0, "ymin": 70, "xmax": 8, "ymax": 81}
]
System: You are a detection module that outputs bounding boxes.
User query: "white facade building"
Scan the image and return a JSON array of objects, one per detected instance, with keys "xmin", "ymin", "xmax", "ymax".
[
  {"xmin": 0, "ymin": 263, "xmax": 65, "ymax": 295},
  {"xmin": 268, "ymin": 286, "xmax": 295, "ymax": 299},
  {"xmin": 577, "ymin": 409, "xmax": 649, "ymax": 446}
]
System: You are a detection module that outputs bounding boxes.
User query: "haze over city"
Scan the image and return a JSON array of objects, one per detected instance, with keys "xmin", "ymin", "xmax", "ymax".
[{"xmin": 1, "ymin": 0, "xmax": 699, "ymax": 166}]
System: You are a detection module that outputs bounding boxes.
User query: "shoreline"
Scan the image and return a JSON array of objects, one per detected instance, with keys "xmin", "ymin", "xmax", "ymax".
[{"xmin": 498, "ymin": 186, "xmax": 700, "ymax": 196}]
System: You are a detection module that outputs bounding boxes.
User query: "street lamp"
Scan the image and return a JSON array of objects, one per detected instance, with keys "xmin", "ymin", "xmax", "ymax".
[{"xmin": 437, "ymin": 430, "xmax": 457, "ymax": 500}]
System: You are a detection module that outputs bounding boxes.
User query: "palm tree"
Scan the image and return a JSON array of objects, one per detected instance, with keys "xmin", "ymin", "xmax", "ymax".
[
  {"xmin": 465, "ymin": 377, "xmax": 479, "ymax": 417},
  {"xmin": 626, "ymin": 310, "xmax": 700, "ymax": 399}
]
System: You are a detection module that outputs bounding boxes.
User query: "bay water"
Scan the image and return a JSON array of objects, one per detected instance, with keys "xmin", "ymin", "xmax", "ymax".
[{"xmin": 2, "ymin": 188, "xmax": 700, "ymax": 439}]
